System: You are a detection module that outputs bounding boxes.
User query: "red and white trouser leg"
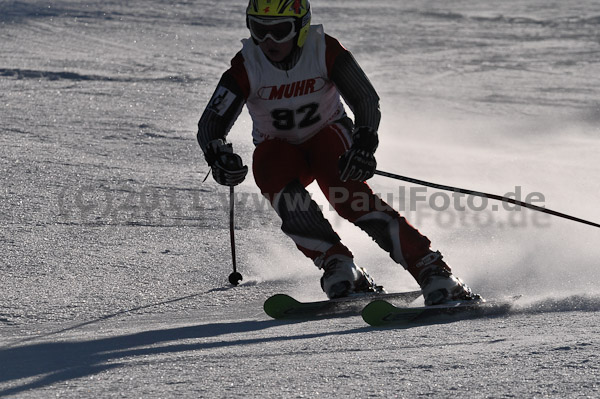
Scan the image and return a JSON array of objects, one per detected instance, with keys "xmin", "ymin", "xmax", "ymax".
[{"xmin": 252, "ymin": 122, "xmax": 440, "ymax": 280}]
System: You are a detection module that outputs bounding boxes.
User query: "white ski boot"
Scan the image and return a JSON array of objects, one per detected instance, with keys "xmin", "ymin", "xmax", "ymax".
[
  {"xmin": 320, "ymin": 255, "xmax": 384, "ymax": 299},
  {"xmin": 414, "ymin": 251, "xmax": 481, "ymax": 306}
]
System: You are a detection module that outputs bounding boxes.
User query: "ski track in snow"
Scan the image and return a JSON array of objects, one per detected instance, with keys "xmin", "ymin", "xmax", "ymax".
[{"xmin": 1, "ymin": 0, "xmax": 599, "ymax": 397}]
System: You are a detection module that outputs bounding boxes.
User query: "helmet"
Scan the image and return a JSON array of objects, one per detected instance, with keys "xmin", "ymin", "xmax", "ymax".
[{"xmin": 246, "ymin": 0, "xmax": 311, "ymax": 48}]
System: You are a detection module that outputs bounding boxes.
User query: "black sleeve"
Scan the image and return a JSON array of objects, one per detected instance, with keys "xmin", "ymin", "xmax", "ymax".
[
  {"xmin": 330, "ymin": 50, "xmax": 381, "ymax": 131},
  {"xmin": 197, "ymin": 71, "xmax": 246, "ymax": 155}
]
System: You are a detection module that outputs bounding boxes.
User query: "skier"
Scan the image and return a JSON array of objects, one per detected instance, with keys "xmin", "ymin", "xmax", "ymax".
[{"xmin": 197, "ymin": 0, "xmax": 480, "ymax": 305}]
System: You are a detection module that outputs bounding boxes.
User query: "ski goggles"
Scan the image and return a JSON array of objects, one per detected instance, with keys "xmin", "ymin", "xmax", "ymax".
[{"xmin": 248, "ymin": 16, "xmax": 297, "ymax": 43}]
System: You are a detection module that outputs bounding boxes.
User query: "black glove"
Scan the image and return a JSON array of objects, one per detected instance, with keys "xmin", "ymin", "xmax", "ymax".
[
  {"xmin": 204, "ymin": 139, "xmax": 248, "ymax": 186},
  {"xmin": 338, "ymin": 127, "xmax": 378, "ymax": 182}
]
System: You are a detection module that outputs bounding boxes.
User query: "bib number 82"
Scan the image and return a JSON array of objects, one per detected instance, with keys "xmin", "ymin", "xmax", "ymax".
[{"xmin": 271, "ymin": 103, "xmax": 321, "ymax": 130}]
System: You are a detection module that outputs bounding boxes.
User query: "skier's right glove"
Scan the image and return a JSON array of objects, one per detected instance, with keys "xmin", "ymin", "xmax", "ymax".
[
  {"xmin": 338, "ymin": 127, "xmax": 379, "ymax": 182},
  {"xmin": 204, "ymin": 139, "xmax": 248, "ymax": 186}
]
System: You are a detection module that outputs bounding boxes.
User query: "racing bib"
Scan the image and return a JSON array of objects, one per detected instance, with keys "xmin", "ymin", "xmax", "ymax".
[{"xmin": 242, "ymin": 25, "xmax": 345, "ymax": 144}]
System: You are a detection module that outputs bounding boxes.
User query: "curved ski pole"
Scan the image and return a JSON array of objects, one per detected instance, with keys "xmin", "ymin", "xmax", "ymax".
[{"xmin": 374, "ymin": 170, "xmax": 600, "ymax": 229}]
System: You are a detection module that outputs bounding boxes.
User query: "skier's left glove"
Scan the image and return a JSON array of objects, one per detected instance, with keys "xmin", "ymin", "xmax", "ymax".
[
  {"xmin": 338, "ymin": 127, "xmax": 378, "ymax": 182},
  {"xmin": 204, "ymin": 139, "xmax": 248, "ymax": 186}
]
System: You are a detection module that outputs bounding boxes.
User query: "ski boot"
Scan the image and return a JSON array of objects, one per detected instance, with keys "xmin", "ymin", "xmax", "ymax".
[
  {"xmin": 320, "ymin": 255, "xmax": 384, "ymax": 299},
  {"xmin": 413, "ymin": 251, "xmax": 481, "ymax": 306}
]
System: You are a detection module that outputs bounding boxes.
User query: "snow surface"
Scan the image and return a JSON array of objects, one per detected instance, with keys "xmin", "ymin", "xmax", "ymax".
[{"xmin": 1, "ymin": 0, "xmax": 599, "ymax": 397}]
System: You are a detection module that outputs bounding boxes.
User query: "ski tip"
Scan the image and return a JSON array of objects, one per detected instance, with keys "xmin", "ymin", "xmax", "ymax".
[
  {"xmin": 361, "ymin": 299, "xmax": 398, "ymax": 327},
  {"xmin": 263, "ymin": 294, "xmax": 301, "ymax": 319}
]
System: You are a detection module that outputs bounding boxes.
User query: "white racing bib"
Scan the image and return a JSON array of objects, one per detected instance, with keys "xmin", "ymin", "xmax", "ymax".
[{"xmin": 242, "ymin": 25, "xmax": 345, "ymax": 145}]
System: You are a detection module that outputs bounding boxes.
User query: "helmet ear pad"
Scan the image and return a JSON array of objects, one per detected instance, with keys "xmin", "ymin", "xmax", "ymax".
[{"xmin": 295, "ymin": 14, "xmax": 311, "ymax": 48}]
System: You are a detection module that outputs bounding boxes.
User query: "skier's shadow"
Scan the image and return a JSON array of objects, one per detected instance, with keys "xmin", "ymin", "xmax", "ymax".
[
  {"xmin": 0, "ymin": 298, "xmax": 366, "ymax": 397},
  {"xmin": 0, "ymin": 319, "xmax": 279, "ymax": 396}
]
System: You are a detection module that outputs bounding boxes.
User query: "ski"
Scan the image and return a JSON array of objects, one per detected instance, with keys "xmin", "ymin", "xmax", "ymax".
[
  {"xmin": 361, "ymin": 296, "xmax": 520, "ymax": 327},
  {"xmin": 264, "ymin": 290, "xmax": 422, "ymax": 320}
]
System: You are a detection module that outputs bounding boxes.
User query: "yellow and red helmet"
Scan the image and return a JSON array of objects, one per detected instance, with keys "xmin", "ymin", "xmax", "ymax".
[{"xmin": 246, "ymin": 0, "xmax": 312, "ymax": 47}]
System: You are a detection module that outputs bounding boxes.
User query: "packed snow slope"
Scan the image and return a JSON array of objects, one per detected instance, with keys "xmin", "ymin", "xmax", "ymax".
[{"xmin": 1, "ymin": 0, "xmax": 599, "ymax": 397}]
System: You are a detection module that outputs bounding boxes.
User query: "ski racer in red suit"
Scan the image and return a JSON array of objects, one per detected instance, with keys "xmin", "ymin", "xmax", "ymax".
[{"xmin": 198, "ymin": 0, "xmax": 480, "ymax": 305}]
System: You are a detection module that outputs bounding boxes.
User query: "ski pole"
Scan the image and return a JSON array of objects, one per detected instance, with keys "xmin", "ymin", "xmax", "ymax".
[
  {"xmin": 228, "ymin": 185, "xmax": 243, "ymax": 285},
  {"xmin": 373, "ymin": 169, "xmax": 600, "ymax": 229}
]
